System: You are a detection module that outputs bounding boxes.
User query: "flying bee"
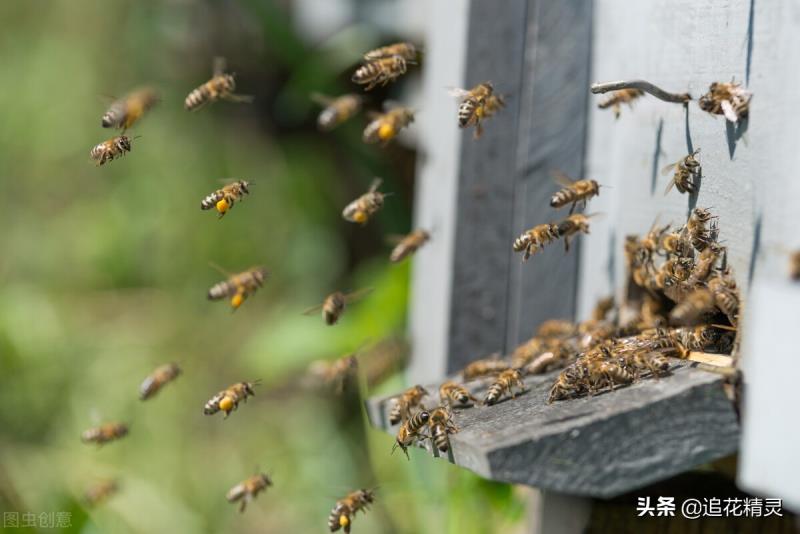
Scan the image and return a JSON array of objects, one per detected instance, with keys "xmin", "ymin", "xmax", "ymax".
[
  {"xmin": 89, "ymin": 135, "xmax": 133, "ymax": 166},
  {"xmin": 549, "ymin": 171, "xmax": 601, "ymax": 214},
  {"xmin": 226, "ymin": 472, "xmax": 272, "ymax": 513},
  {"xmin": 461, "ymin": 355, "xmax": 510, "ymax": 380},
  {"xmin": 364, "ymin": 42, "xmax": 418, "ymax": 62},
  {"xmin": 84, "ymin": 480, "xmax": 119, "ymax": 507},
  {"xmin": 363, "ymin": 106, "xmax": 415, "ymax": 145},
  {"xmin": 322, "ymin": 355, "xmax": 359, "ymax": 394},
  {"xmin": 669, "ymin": 288, "xmax": 716, "ymax": 325},
  {"xmin": 556, "ymin": 213, "xmax": 596, "ymax": 252},
  {"xmin": 311, "ymin": 93, "xmax": 363, "ymax": 131},
  {"xmin": 392, "ymin": 410, "xmax": 430, "ymax": 459},
  {"xmin": 302, "ymin": 288, "xmax": 373, "ymax": 326},
  {"xmin": 201, "ymin": 180, "xmax": 251, "ymax": 219},
  {"xmin": 101, "ymin": 87, "xmax": 160, "ymax": 131},
  {"xmin": 328, "ymin": 489, "xmax": 375, "ymax": 534},
  {"xmin": 185, "ymin": 57, "xmax": 253, "ymax": 111},
  {"xmin": 428, "ymin": 406, "xmax": 458, "ymax": 453},
  {"xmin": 207, "ymin": 265, "xmax": 269, "ymax": 310},
  {"xmin": 352, "ymin": 55, "xmax": 411, "ymax": 91},
  {"xmin": 662, "ymin": 149, "xmax": 701, "ymax": 195},
  {"xmin": 698, "ymin": 81, "xmax": 752, "ymax": 123},
  {"xmin": 513, "ymin": 223, "xmax": 560, "ymax": 260},
  {"xmin": 484, "ymin": 368, "xmax": 526, "ymax": 406},
  {"xmin": 388, "ymin": 385, "xmax": 428, "ymax": 425},
  {"xmin": 389, "ymin": 229, "xmax": 430, "ymax": 262},
  {"xmin": 449, "ymin": 82, "xmax": 505, "ymax": 139},
  {"xmin": 342, "ymin": 178, "xmax": 388, "ymax": 224},
  {"xmin": 203, "ymin": 380, "xmax": 259, "ymax": 419},
  {"xmin": 81, "ymin": 422, "xmax": 128, "ymax": 446},
  {"xmin": 598, "ymin": 88, "xmax": 644, "ymax": 118},
  {"xmin": 438, "ymin": 381, "xmax": 479, "ymax": 407},
  {"xmin": 139, "ymin": 363, "xmax": 181, "ymax": 400}
]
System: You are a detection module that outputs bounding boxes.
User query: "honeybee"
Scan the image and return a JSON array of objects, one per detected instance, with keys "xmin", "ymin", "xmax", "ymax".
[
  {"xmin": 537, "ymin": 319, "xmax": 577, "ymax": 338},
  {"xmin": 328, "ymin": 489, "xmax": 375, "ymax": 533},
  {"xmin": 342, "ymin": 178, "xmax": 388, "ymax": 224},
  {"xmin": 392, "ymin": 410, "xmax": 430, "ymax": 459},
  {"xmin": 439, "ymin": 381, "xmax": 479, "ymax": 407},
  {"xmin": 363, "ymin": 106, "xmax": 415, "ymax": 145},
  {"xmin": 388, "ymin": 385, "xmax": 428, "ymax": 425},
  {"xmin": 201, "ymin": 180, "xmax": 251, "ymax": 219},
  {"xmin": 308, "ymin": 355, "xmax": 359, "ymax": 394},
  {"xmin": 598, "ymin": 88, "xmax": 644, "ymax": 118},
  {"xmin": 669, "ymin": 288, "xmax": 715, "ymax": 325},
  {"xmin": 461, "ymin": 355, "xmax": 510, "ymax": 380},
  {"xmin": 523, "ymin": 351, "xmax": 559, "ymax": 376},
  {"xmin": 484, "ymin": 368, "xmax": 526, "ymax": 405},
  {"xmin": 90, "ymin": 135, "xmax": 133, "ymax": 166},
  {"xmin": 81, "ymin": 422, "xmax": 129, "ymax": 445},
  {"xmin": 513, "ymin": 223, "xmax": 560, "ymax": 260},
  {"xmin": 628, "ymin": 350, "xmax": 671, "ymax": 377},
  {"xmin": 389, "ymin": 229, "xmax": 430, "ymax": 262},
  {"xmin": 207, "ymin": 266, "xmax": 269, "ymax": 310},
  {"xmin": 311, "ymin": 93, "xmax": 363, "ymax": 131},
  {"xmin": 185, "ymin": 57, "xmax": 253, "ymax": 111},
  {"xmin": 698, "ymin": 81, "xmax": 752, "ymax": 123},
  {"xmin": 547, "ymin": 365, "xmax": 586, "ymax": 403},
  {"xmin": 676, "ymin": 325, "xmax": 725, "ymax": 352},
  {"xmin": 449, "ymin": 82, "xmax": 505, "ymax": 139},
  {"xmin": 585, "ymin": 359, "xmax": 634, "ymax": 394},
  {"xmin": 660, "ymin": 229, "xmax": 691, "ymax": 257},
  {"xmin": 139, "ymin": 363, "xmax": 181, "ymax": 400},
  {"xmin": 790, "ymin": 251, "xmax": 800, "ymax": 280},
  {"xmin": 226, "ymin": 472, "xmax": 272, "ymax": 513},
  {"xmin": 550, "ymin": 172, "xmax": 601, "ymax": 213},
  {"xmin": 685, "ymin": 208, "xmax": 716, "ymax": 251},
  {"xmin": 707, "ymin": 275, "xmax": 740, "ymax": 326},
  {"xmin": 364, "ymin": 42, "xmax": 418, "ymax": 62},
  {"xmin": 84, "ymin": 480, "xmax": 119, "ymax": 507},
  {"xmin": 688, "ymin": 243, "xmax": 724, "ymax": 284},
  {"xmin": 662, "ymin": 149, "xmax": 701, "ymax": 195},
  {"xmin": 352, "ymin": 55, "xmax": 410, "ymax": 91},
  {"xmin": 302, "ymin": 288, "xmax": 373, "ymax": 326},
  {"xmin": 556, "ymin": 213, "xmax": 595, "ymax": 252},
  {"xmin": 428, "ymin": 406, "xmax": 458, "ymax": 453},
  {"xmin": 101, "ymin": 87, "xmax": 159, "ymax": 131},
  {"xmin": 203, "ymin": 380, "xmax": 259, "ymax": 418}
]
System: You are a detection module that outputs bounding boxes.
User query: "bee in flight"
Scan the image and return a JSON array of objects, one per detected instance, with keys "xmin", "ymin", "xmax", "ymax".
[
  {"xmin": 449, "ymin": 82, "xmax": 505, "ymax": 139},
  {"xmin": 556, "ymin": 213, "xmax": 598, "ymax": 252},
  {"xmin": 139, "ymin": 363, "xmax": 181, "ymax": 400},
  {"xmin": 328, "ymin": 488, "xmax": 376, "ymax": 533},
  {"xmin": 388, "ymin": 385, "xmax": 428, "ymax": 425},
  {"xmin": 207, "ymin": 265, "xmax": 269, "ymax": 310},
  {"xmin": 101, "ymin": 87, "xmax": 160, "ymax": 131},
  {"xmin": 83, "ymin": 480, "xmax": 119, "ymax": 507},
  {"xmin": 201, "ymin": 179, "xmax": 252, "ymax": 219},
  {"xmin": 698, "ymin": 80, "xmax": 751, "ymax": 123},
  {"xmin": 389, "ymin": 229, "xmax": 430, "ymax": 263},
  {"xmin": 513, "ymin": 223, "xmax": 559, "ymax": 261},
  {"xmin": 226, "ymin": 472, "xmax": 272, "ymax": 513},
  {"xmin": 352, "ymin": 55, "xmax": 412, "ymax": 91},
  {"xmin": 311, "ymin": 93, "xmax": 363, "ymax": 131},
  {"xmin": 363, "ymin": 42, "xmax": 418, "ymax": 62},
  {"xmin": 81, "ymin": 422, "xmax": 129, "ymax": 446},
  {"xmin": 342, "ymin": 178, "xmax": 389, "ymax": 224},
  {"xmin": 662, "ymin": 149, "xmax": 701, "ymax": 195},
  {"xmin": 303, "ymin": 289, "xmax": 373, "ymax": 326},
  {"xmin": 307, "ymin": 354, "xmax": 359, "ymax": 394},
  {"xmin": 598, "ymin": 88, "xmax": 644, "ymax": 118},
  {"xmin": 90, "ymin": 135, "xmax": 134, "ymax": 166},
  {"xmin": 185, "ymin": 57, "xmax": 254, "ymax": 111},
  {"xmin": 204, "ymin": 380, "xmax": 259, "ymax": 419},
  {"xmin": 549, "ymin": 171, "xmax": 601, "ymax": 213},
  {"xmin": 363, "ymin": 106, "xmax": 415, "ymax": 146}
]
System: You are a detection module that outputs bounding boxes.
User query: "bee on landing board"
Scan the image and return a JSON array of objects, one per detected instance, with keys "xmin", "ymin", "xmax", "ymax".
[
  {"xmin": 363, "ymin": 42, "xmax": 418, "ymax": 62},
  {"xmin": 139, "ymin": 363, "xmax": 181, "ymax": 400},
  {"xmin": 352, "ymin": 55, "xmax": 412, "ymax": 91},
  {"xmin": 439, "ymin": 381, "xmax": 479, "ymax": 407},
  {"xmin": 392, "ymin": 410, "xmax": 430, "ymax": 459},
  {"xmin": 549, "ymin": 171, "xmax": 601, "ymax": 213},
  {"xmin": 428, "ymin": 406, "xmax": 458, "ymax": 453},
  {"xmin": 101, "ymin": 87, "xmax": 160, "ymax": 131},
  {"xmin": 389, "ymin": 229, "xmax": 430, "ymax": 263},
  {"xmin": 302, "ymin": 289, "xmax": 373, "ymax": 325},
  {"xmin": 311, "ymin": 93, "xmax": 363, "ymax": 131},
  {"xmin": 698, "ymin": 81, "xmax": 752, "ymax": 123},
  {"xmin": 81, "ymin": 422, "xmax": 129, "ymax": 446},
  {"xmin": 460, "ymin": 355, "xmax": 510, "ymax": 380},
  {"xmin": 207, "ymin": 265, "xmax": 269, "ymax": 310},
  {"xmin": 388, "ymin": 385, "xmax": 428, "ymax": 425},
  {"xmin": 90, "ymin": 135, "xmax": 134, "ymax": 166},
  {"xmin": 449, "ymin": 82, "xmax": 505, "ymax": 139},
  {"xmin": 83, "ymin": 480, "xmax": 119, "ymax": 507},
  {"xmin": 200, "ymin": 179, "xmax": 251, "ymax": 219},
  {"xmin": 328, "ymin": 489, "xmax": 375, "ymax": 533},
  {"xmin": 662, "ymin": 149, "xmax": 701, "ymax": 195},
  {"xmin": 203, "ymin": 380, "xmax": 259, "ymax": 419},
  {"xmin": 597, "ymin": 88, "xmax": 644, "ymax": 118},
  {"xmin": 342, "ymin": 178, "xmax": 389, "ymax": 224},
  {"xmin": 184, "ymin": 57, "xmax": 253, "ymax": 111},
  {"xmin": 226, "ymin": 472, "xmax": 272, "ymax": 513},
  {"xmin": 362, "ymin": 106, "xmax": 415, "ymax": 146},
  {"xmin": 483, "ymin": 368, "xmax": 526, "ymax": 405}
]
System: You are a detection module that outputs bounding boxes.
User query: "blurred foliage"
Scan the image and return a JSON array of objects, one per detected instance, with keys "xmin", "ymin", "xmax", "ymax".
[{"xmin": 0, "ymin": 1, "xmax": 525, "ymax": 533}]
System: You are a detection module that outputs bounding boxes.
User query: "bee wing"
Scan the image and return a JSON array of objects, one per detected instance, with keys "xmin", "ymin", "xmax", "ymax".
[
  {"xmin": 552, "ymin": 170, "xmax": 576, "ymax": 187},
  {"xmin": 720, "ymin": 100, "xmax": 739, "ymax": 123},
  {"xmin": 446, "ymin": 87, "xmax": 470, "ymax": 99},
  {"xmin": 224, "ymin": 94, "xmax": 255, "ymax": 104},
  {"xmin": 663, "ymin": 178, "xmax": 677, "ymax": 195},
  {"xmin": 368, "ymin": 178, "xmax": 383, "ymax": 192},
  {"xmin": 660, "ymin": 162, "xmax": 678, "ymax": 175},
  {"xmin": 310, "ymin": 92, "xmax": 333, "ymax": 106},
  {"xmin": 208, "ymin": 261, "xmax": 232, "ymax": 277},
  {"xmin": 343, "ymin": 288, "xmax": 374, "ymax": 304},
  {"xmin": 302, "ymin": 303, "xmax": 324, "ymax": 315},
  {"xmin": 213, "ymin": 56, "xmax": 227, "ymax": 77},
  {"xmin": 385, "ymin": 234, "xmax": 405, "ymax": 245}
]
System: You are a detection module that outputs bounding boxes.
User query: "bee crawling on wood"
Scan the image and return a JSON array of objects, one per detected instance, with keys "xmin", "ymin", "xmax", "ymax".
[
  {"xmin": 81, "ymin": 422, "xmax": 128, "ymax": 446},
  {"xmin": 207, "ymin": 265, "xmax": 269, "ymax": 310},
  {"xmin": 363, "ymin": 42, "xmax": 418, "ymax": 62},
  {"xmin": 90, "ymin": 135, "xmax": 134, "ymax": 166},
  {"xmin": 428, "ymin": 406, "xmax": 458, "ymax": 453},
  {"xmin": 392, "ymin": 410, "xmax": 430, "ymax": 459},
  {"xmin": 597, "ymin": 88, "xmax": 644, "ymax": 118},
  {"xmin": 698, "ymin": 80, "xmax": 752, "ymax": 123},
  {"xmin": 226, "ymin": 472, "xmax": 272, "ymax": 513},
  {"xmin": 203, "ymin": 380, "xmax": 259, "ymax": 419},
  {"xmin": 389, "ymin": 229, "xmax": 430, "ymax": 263},
  {"xmin": 549, "ymin": 171, "xmax": 601, "ymax": 214},
  {"xmin": 662, "ymin": 149, "xmax": 701, "ymax": 195},
  {"xmin": 439, "ymin": 381, "xmax": 479, "ymax": 407},
  {"xmin": 363, "ymin": 106, "xmax": 415, "ymax": 146},
  {"xmin": 200, "ymin": 179, "xmax": 251, "ymax": 219},
  {"xmin": 328, "ymin": 488, "xmax": 375, "ymax": 533},
  {"xmin": 139, "ymin": 363, "xmax": 181, "ymax": 400},
  {"xmin": 483, "ymin": 368, "xmax": 526, "ymax": 406},
  {"xmin": 311, "ymin": 93, "xmax": 363, "ymax": 131},
  {"xmin": 342, "ymin": 178, "xmax": 389, "ymax": 225},
  {"xmin": 302, "ymin": 289, "xmax": 373, "ymax": 326},
  {"xmin": 513, "ymin": 223, "xmax": 560, "ymax": 261},
  {"xmin": 388, "ymin": 385, "xmax": 429, "ymax": 425},
  {"xmin": 101, "ymin": 86, "xmax": 159, "ymax": 131},
  {"xmin": 449, "ymin": 82, "xmax": 506, "ymax": 139},
  {"xmin": 184, "ymin": 57, "xmax": 253, "ymax": 111},
  {"xmin": 352, "ymin": 55, "xmax": 412, "ymax": 91}
]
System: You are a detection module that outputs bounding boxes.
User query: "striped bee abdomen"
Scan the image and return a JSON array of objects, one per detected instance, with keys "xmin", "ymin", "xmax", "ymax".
[{"xmin": 201, "ymin": 190, "xmax": 225, "ymax": 210}]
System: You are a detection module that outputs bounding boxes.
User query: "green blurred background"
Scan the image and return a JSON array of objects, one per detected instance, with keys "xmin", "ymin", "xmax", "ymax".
[{"xmin": 0, "ymin": 1, "xmax": 526, "ymax": 532}]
